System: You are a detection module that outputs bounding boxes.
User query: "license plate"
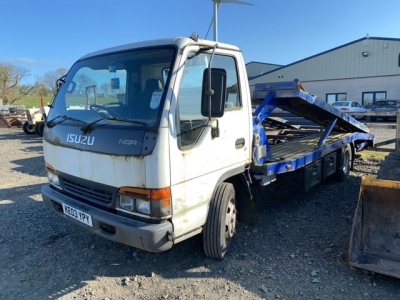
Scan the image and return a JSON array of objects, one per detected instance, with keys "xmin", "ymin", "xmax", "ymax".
[{"xmin": 62, "ymin": 203, "xmax": 93, "ymax": 227}]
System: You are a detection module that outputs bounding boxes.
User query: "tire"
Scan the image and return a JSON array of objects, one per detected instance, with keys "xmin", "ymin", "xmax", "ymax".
[
  {"xmin": 370, "ymin": 116, "xmax": 376, "ymax": 122},
  {"xmin": 334, "ymin": 144, "xmax": 352, "ymax": 181},
  {"xmin": 203, "ymin": 182, "xmax": 237, "ymax": 259},
  {"xmin": 35, "ymin": 122, "xmax": 45, "ymax": 137},
  {"xmin": 22, "ymin": 121, "xmax": 36, "ymax": 135}
]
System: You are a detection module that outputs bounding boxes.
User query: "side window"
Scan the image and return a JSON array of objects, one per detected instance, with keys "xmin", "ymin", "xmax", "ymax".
[
  {"xmin": 177, "ymin": 53, "xmax": 208, "ymax": 148},
  {"xmin": 213, "ymin": 55, "xmax": 241, "ymax": 110},
  {"xmin": 177, "ymin": 53, "xmax": 240, "ymax": 149}
]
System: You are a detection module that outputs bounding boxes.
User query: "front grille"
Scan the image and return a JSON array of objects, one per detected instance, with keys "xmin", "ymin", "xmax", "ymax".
[{"xmin": 62, "ymin": 178, "xmax": 113, "ymax": 204}]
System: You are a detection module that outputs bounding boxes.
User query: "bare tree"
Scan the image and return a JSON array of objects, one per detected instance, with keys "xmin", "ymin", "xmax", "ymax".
[
  {"xmin": 0, "ymin": 63, "xmax": 37, "ymax": 104},
  {"xmin": 42, "ymin": 68, "xmax": 68, "ymax": 95},
  {"xmin": 33, "ymin": 83, "xmax": 51, "ymax": 97},
  {"xmin": 100, "ymin": 82, "xmax": 110, "ymax": 97},
  {"xmin": 76, "ymin": 74, "xmax": 96, "ymax": 96}
]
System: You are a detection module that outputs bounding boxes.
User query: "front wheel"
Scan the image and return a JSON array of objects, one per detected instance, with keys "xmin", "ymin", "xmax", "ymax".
[
  {"xmin": 203, "ymin": 182, "xmax": 237, "ymax": 259},
  {"xmin": 22, "ymin": 121, "xmax": 35, "ymax": 135}
]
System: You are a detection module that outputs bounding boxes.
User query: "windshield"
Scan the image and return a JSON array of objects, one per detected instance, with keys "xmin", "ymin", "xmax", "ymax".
[{"xmin": 48, "ymin": 47, "xmax": 175, "ymax": 128}]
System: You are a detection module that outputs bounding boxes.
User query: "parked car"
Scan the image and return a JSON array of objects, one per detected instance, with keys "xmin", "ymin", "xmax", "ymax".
[
  {"xmin": 370, "ymin": 100, "xmax": 400, "ymax": 121},
  {"xmin": 331, "ymin": 101, "xmax": 367, "ymax": 120}
]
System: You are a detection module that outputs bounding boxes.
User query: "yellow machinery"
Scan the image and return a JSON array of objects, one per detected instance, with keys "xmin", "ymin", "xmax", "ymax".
[
  {"xmin": 22, "ymin": 106, "xmax": 50, "ymax": 136},
  {"xmin": 349, "ymin": 175, "xmax": 400, "ymax": 278},
  {"xmin": 349, "ymin": 150, "xmax": 400, "ymax": 278}
]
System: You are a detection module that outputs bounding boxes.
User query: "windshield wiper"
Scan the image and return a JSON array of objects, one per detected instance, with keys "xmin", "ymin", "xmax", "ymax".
[
  {"xmin": 81, "ymin": 117, "xmax": 148, "ymax": 134},
  {"xmin": 46, "ymin": 115, "xmax": 87, "ymax": 128}
]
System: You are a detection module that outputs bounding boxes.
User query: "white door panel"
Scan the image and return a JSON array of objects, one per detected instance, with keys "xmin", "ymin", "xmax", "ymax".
[{"xmin": 168, "ymin": 49, "xmax": 251, "ymax": 237}]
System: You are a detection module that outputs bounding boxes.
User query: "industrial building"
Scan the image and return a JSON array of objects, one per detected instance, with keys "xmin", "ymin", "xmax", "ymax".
[{"xmin": 247, "ymin": 36, "xmax": 400, "ymax": 107}]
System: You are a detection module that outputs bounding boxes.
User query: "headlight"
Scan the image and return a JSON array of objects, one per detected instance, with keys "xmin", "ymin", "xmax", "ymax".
[
  {"xmin": 118, "ymin": 195, "xmax": 135, "ymax": 211},
  {"xmin": 117, "ymin": 187, "xmax": 171, "ymax": 219},
  {"xmin": 47, "ymin": 170, "xmax": 60, "ymax": 188},
  {"xmin": 136, "ymin": 198, "xmax": 150, "ymax": 215}
]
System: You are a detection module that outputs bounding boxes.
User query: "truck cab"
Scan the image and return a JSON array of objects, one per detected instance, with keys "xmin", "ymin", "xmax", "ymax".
[{"xmin": 42, "ymin": 36, "xmax": 253, "ymax": 258}]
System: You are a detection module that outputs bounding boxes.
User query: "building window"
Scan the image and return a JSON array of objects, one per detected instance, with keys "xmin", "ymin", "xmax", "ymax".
[
  {"xmin": 362, "ymin": 92, "xmax": 386, "ymax": 107},
  {"xmin": 326, "ymin": 93, "xmax": 347, "ymax": 104}
]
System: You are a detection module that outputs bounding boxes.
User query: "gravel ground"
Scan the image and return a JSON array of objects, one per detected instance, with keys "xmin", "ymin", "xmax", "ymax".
[{"xmin": 1, "ymin": 126, "xmax": 400, "ymax": 300}]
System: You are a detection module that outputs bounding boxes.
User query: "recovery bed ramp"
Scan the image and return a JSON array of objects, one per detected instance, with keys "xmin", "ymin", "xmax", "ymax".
[
  {"xmin": 253, "ymin": 79, "xmax": 370, "ymax": 134},
  {"xmin": 251, "ymin": 79, "xmax": 374, "ymax": 181}
]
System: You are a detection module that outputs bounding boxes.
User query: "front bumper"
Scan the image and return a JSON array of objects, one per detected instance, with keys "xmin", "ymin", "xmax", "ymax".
[{"xmin": 41, "ymin": 185, "xmax": 174, "ymax": 252}]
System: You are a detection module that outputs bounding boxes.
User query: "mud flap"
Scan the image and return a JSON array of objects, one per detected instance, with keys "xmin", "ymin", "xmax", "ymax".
[{"xmin": 349, "ymin": 177, "xmax": 400, "ymax": 278}]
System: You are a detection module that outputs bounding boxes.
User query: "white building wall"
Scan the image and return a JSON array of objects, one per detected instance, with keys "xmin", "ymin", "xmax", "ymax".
[
  {"xmin": 248, "ymin": 37, "xmax": 400, "ymax": 106},
  {"xmin": 302, "ymin": 75, "xmax": 400, "ymax": 103}
]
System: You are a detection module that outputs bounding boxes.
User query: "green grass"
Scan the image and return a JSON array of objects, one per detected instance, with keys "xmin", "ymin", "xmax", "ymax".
[
  {"xmin": 358, "ymin": 150, "xmax": 389, "ymax": 161},
  {"xmin": 13, "ymin": 96, "xmax": 54, "ymax": 108},
  {"xmin": 13, "ymin": 96, "xmax": 115, "ymax": 108}
]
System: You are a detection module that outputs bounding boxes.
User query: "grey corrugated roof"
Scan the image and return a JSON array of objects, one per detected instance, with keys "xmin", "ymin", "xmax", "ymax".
[{"xmin": 250, "ymin": 37, "xmax": 400, "ymax": 81}]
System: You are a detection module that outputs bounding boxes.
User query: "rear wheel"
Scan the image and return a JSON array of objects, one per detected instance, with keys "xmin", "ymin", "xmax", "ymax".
[
  {"xmin": 203, "ymin": 182, "xmax": 237, "ymax": 259},
  {"xmin": 334, "ymin": 144, "xmax": 352, "ymax": 181},
  {"xmin": 22, "ymin": 121, "xmax": 35, "ymax": 135}
]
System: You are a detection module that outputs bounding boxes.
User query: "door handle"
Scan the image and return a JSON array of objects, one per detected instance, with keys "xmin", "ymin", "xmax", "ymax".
[{"xmin": 235, "ymin": 138, "xmax": 245, "ymax": 149}]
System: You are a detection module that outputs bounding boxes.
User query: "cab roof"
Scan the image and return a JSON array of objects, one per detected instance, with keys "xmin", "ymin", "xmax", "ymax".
[{"xmin": 79, "ymin": 36, "xmax": 241, "ymax": 61}]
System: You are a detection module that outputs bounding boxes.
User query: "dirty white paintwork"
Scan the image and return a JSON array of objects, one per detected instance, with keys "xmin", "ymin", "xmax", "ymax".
[
  {"xmin": 44, "ymin": 142, "xmax": 146, "ymax": 187},
  {"xmin": 168, "ymin": 46, "xmax": 252, "ymax": 238},
  {"xmin": 44, "ymin": 37, "xmax": 253, "ymax": 245},
  {"xmin": 43, "ymin": 127, "xmax": 171, "ymax": 189}
]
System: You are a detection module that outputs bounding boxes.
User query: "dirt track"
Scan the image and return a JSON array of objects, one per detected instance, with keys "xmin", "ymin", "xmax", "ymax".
[{"xmin": 1, "ymin": 127, "xmax": 400, "ymax": 300}]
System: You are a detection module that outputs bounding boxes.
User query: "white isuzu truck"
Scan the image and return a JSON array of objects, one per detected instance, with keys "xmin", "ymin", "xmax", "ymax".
[{"xmin": 41, "ymin": 34, "xmax": 374, "ymax": 258}]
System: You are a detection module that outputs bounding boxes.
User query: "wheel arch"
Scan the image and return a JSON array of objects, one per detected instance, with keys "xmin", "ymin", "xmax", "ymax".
[
  {"xmin": 225, "ymin": 173, "xmax": 254, "ymax": 226},
  {"xmin": 211, "ymin": 167, "xmax": 254, "ymax": 226}
]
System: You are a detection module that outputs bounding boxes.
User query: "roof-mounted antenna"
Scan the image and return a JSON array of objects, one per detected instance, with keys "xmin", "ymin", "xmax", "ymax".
[{"xmin": 206, "ymin": 0, "xmax": 253, "ymax": 42}]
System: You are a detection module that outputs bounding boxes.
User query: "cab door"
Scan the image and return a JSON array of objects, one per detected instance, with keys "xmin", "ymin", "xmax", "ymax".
[{"xmin": 168, "ymin": 48, "xmax": 252, "ymax": 238}]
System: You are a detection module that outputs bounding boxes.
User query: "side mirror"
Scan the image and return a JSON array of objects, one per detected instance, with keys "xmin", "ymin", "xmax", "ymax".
[
  {"xmin": 66, "ymin": 81, "xmax": 76, "ymax": 94},
  {"xmin": 201, "ymin": 68, "xmax": 226, "ymax": 118}
]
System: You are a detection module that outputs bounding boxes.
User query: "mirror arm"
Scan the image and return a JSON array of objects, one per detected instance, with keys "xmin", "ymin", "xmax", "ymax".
[
  {"xmin": 211, "ymin": 119, "xmax": 220, "ymax": 138},
  {"xmin": 56, "ymin": 75, "xmax": 67, "ymax": 92},
  {"xmin": 207, "ymin": 43, "xmax": 218, "ymax": 121}
]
